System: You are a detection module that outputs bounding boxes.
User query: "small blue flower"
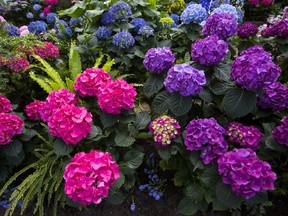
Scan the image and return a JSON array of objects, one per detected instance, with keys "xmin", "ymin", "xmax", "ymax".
[
  {"xmin": 33, "ymin": 4, "xmax": 42, "ymax": 11},
  {"xmin": 69, "ymin": 17, "xmax": 83, "ymax": 26},
  {"xmin": 96, "ymin": 26, "xmax": 112, "ymax": 40},
  {"xmin": 152, "ymin": 192, "xmax": 158, "ymax": 197},
  {"xmin": 57, "ymin": 27, "xmax": 72, "ymax": 39},
  {"xmin": 101, "ymin": 12, "xmax": 115, "ymax": 25},
  {"xmin": 149, "ymin": 153, "xmax": 154, "ymax": 158},
  {"xmin": 200, "ymin": 0, "xmax": 211, "ymax": 12},
  {"xmin": 26, "ymin": 12, "xmax": 34, "ymax": 19},
  {"xmin": 170, "ymin": 14, "xmax": 180, "ymax": 24},
  {"xmin": 28, "ymin": 21, "xmax": 47, "ymax": 35},
  {"xmin": 54, "ymin": 20, "xmax": 69, "ymax": 29},
  {"xmin": 138, "ymin": 25, "xmax": 154, "ymax": 38},
  {"xmin": 5, "ymin": 24, "xmax": 20, "ymax": 36},
  {"xmin": 46, "ymin": 13, "xmax": 58, "ymax": 24},
  {"xmin": 180, "ymin": 3, "xmax": 208, "ymax": 24},
  {"xmin": 39, "ymin": 12, "xmax": 45, "ymax": 19},
  {"xmin": 131, "ymin": 18, "xmax": 146, "ymax": 32},
  {"xmin": 130, "ymin": 203, "xmax": 136, "ymax": 212},
  {"xmin": 112, "ymin": 31, "xmax": 135, "ymax": 49},
  {"xmin": 109, "ymin": 0, "xmax": 132, "ymax": 22},
  {"xmin": 155, "ymin": 195, "xmax": 161, "ymax": 200}
]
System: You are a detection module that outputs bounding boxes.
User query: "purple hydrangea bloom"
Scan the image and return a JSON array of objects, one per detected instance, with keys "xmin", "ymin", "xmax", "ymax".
[
  {"xmin": 28, "ymin": 21, "xmax": 47, "ymax": 35},
  {"xmin": 137, "ymin": 25, "xmax": 154, "ymax": 38},
  {"xmin": 225, "ymin": 122, "xmax": 264, "ymax": 150},
  {"xmin": 272, "ymin": 116, "xmax": 288, "ymax": 146},
  {"xmin": 112, "ymin": 32, "xmax": 135, "ymax": 49},
  {"xmin": 96, "ymin": 26, "xmax": 112, "ymax": 40},
  {"xmin": 143, "ymin": 47, "xmax": 175, "ymax": 73},
  {"xmin": 261, "ymin": 20, "xmax": 288, "ymax": 39},
  {"xmin": 180, "ymin": 4, "xmax": 208, "ymax": 24},
  {"xmin": 202, "ymin": 13, "xmax": 238, "ymax": 39},
  {"xmin": 131, "ymin": 18, "xmax": 146, "ymax": 32},
  {"xmin": 101, "ymin": 12, "xmax": 115, "ymax": 25},
  {"xmin": 164, "ymin": 64, "xmax": 206, "ymax": 96},
  {"xmin": 184, "ymin": 118, "xmax": 228, "ymax": 164},
  {"xmin": 257, "ymin": 82, "xmax": 288, "ymax": 112},
  {"xmin": 230, "ymin": 46, "xmax": 281, "ymax": 90},
  {"xmin": 5, "ymin": 24, "xmax": 20, "ymax": 36},
  {"xmin": 218, "ymin": 148, "xmax": 277, "ymax": 199},
  {"xmin": 108, "ymin": 0, "xmax": 132, "ymax": 22},
  {"xmin": 237, "ymin": 22, "xmax": 259, "ymax": 39},
  {"xmin": 191, "ymin": 35, "xmax": 228, "ymax": 66}
]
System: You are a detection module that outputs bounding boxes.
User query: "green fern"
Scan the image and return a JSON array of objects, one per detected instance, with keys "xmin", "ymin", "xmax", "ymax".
[
  {"xmin": 69, "ymin": 41, "xmax": 82, "ymax": 80},
  {"xmin": 102, "ymin": 55, "xmax": 115, "ymax": 72},
  {"xmin": 147, "ymin": 0, "xmax": 157, "ymax": 8},
  {"xmin": 29, "ymin": 72, "xmax": 53, "ymax": 93}
]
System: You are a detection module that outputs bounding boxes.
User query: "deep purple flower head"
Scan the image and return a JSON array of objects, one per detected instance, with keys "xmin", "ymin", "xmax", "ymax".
[
  {"xmin": 261, "ymin": 20, "xmax": 288, "ymax": 39},
  {"xmin": 218, "ymin": 148, "xmax": 277, "ymax": 199},
  {"xmin": 226, "ymin": 122, "xmax": 264, "ymax": 150},
  {"xmin": 202, "ymin": 13, "xmax": 238, "ymax": 39},
  {"xmin": 131, "ymin": 18, "xmax": 146, "ymax": 32},
  {"xmin": 180, "ymin": 3, "xmax": 208, "ymax": 24},
  {"xmin": 112, "ymin": 32, "xmax": 135, "ymax": 49},
  {"xmin": 96, "ymin": 26, "xmax": 112, "ymax": 40},
  {"xmin": 143, "ymin": 47, "xmax": 175, "ymax": 73},
  {"xmin": 149, "ymin": 115, "xmax": 181, "ymax": 147},
  {"xmin": 191, "ymin": 35, "xmax": 228, "ymax": 66},
  {"xmin": 230, "ymin": 46, "xmax": 281, "ymax": 90},
  {"xmin": 108, "ymin": 0, "xmax": 132, "ymax": 22},
  {"xmin": 185, "ymin": 118, "xmax": 228, "ymax": 164},
  {"xmin": 0, "ymin": 95, "xmax": 12, "ymax": 113},
  {"xmin": 272, "ymin": 116, "xmax": 288, "ymax": 146},
  {"xmin": 164, "ymin": 63, "xmax": 206, "ymax": 96},
  {"xmin": 257, "ymin": 82, "xmax": 288, "ymax": 112},
  {"xmin": 237, "ymin": 22, "xmax": 259, "ymax": 39}
]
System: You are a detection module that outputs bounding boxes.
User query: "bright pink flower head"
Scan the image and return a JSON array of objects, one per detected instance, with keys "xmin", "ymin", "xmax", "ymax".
[
  {"xmin": 249, "ymin": 0, "xmax": 259, "ymax": 5},
  {"xmin": 34, "ymin": 42, "xmax": 59, "ymax": 59},
  {"xmin": 43, "ymin": 7, "xmax": 51, "ymax": 16},
  {"xmin": 64, "ymin": 150, "xmax": 120, "ymax": 205},
  {"xmin": 44, "ymin": 0, "xmax": 58, "ymax": 6},
  {"xmin": 48, "ymin": 105, "xmax": 92, "ymax": 144},
  {"xmin": 0, "ymin": 95, "xmax": 12, "ymax": 113},
  {"xmin": 39, "ymin": 88, "xmax": 78, "ymax": 122},
  {"xmin": 25, "ymin": 100, "xmax": 45, "ymax": 120},
  {"xmin": 0, "ymin": 113, "xmax": 24, "ymax": 145},
  {"xmin": 97, "ymin": 79, "xmax": 137, "ymax": 114},
  {"xmin": 262, "ymin": 0, "xmax": 273, "ymax": 6},
  {"xmin": 6, "ymin": 57, "xmax": 30, "ymax": 73},
  {"xmin": 74, "ymin": 68, "xmax": 112, "ymax": 97}
]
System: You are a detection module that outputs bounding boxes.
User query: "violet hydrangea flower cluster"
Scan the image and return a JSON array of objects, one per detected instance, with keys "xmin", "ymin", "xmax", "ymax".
[
  {"xmin": 112, "ymin": 32, "xmax": 135, "ymax": 49},
  {"xmin": 226, "ymin": 122, "xmax": 264, "ymax": 150},
  {"xmin": 143, "ymin": 47, "xmax": 175, "ymax": 73},
  {"xmin": 191, "ymin": 35, "xmax": 228, "ymax": 66},
  {"xmin": 0, "ymin": 95, "xmax": 12, "ymax": 113},
  {"xmin": 164, "ymin": 63, "xmax": 206, "ymax": 96},
  {"xmin": 184, "ymin": 118, "xmax": 228, "ymax": 164},
  {"xmin": 63, "ymin": 150, "xmax": 120, "ymax": 205},
  {"xmin": 257, "ymin": 82, "xmax": 288, "ymax": 112},
  {"xmin": 180, "ymin": 4, "xmax": 208, "ymax": 24},
  {"xmin": 218, "ymin": 148, "xmax": 277, "ymax": 199},
  {"xmin": 48, "ymin": 105, "xmax": 92, "ymax": 145},
  {"xmin": 202, "ymin": 13, "xmax": 238, "ymax": 39},
  {"xmin": 149, "ymin": 116, "xmax": 181, "ymax": 147},
  {"xmin": 261, "ymin": 20, "xmax": 288, "ymax": 39},
  {"xmin": 25, "ymin": 100, "xmax": 45, "ymax": 120},
  {"xmin": 237, "ymin": 22, "xmax": 259, "ymax": 39},
  {"xmin": 230, "ymin": 46, "xmax": 281, "ymax": 90},
  {"xmin": 272, "ymin": 116, "xmax": 288, "ymax": 146}
]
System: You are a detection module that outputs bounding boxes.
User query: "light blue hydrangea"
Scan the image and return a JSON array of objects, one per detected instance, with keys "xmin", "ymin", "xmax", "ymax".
[
  {"xmin": 211, "ymin": 4, "xmax": 240, "ymax": 22},
  {"xmin": 26, "ymin": 12, "xmax": 34, "ymax": 19},
  {"xmin": 180, "ymin": 4, "xmax": 208, "ymax": 24},
  {"xmin": 33, "ymin": 4, "xmax": 42, "ymax": 11},
  {"xmin": 138, "ymin": 25, "xmax": 154, "ymax": 38}
]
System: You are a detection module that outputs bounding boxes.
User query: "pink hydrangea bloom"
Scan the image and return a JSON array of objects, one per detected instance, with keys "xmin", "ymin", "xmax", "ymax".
[
  {"xmin": 0, "ymin": 95, "xmax": 12, "ymax": 113},
  {"xmin": 262, "ymin": 0, "xmax": 273, "ymax": 6},
  {"xmin": 0, "ymin": 16, "xmax": 6, "ymax": 23},
  {"xmin": 25, "ymin": 100, "xmax": 45, "ymax": 120},
  {"xmin": 34, "ymin": 42, "xmax": 59, "ymax": 59},
  {"xmin": 6, "ymin": 57, "xmax": 30, "ymax": 73},
  {"xmin": 249, "ymin": 0, "xmax": 259, "ymax": 5},
  {"xmin": 97, "ymin": 79, "xmax": 137, "ymax": 114},
  {"xmin": 64, "ymin": 150, "xmax": 120, "ymax": 205},
  {"xmin": 20, "ymin": 26, "xmax": 30, "ymax": 36},
  {"xmin": 0, "ymin": 113, "xmax": 24, "ymax": 145},
  {"xmin": 74, "ymin": 68, "xmax": 112, "ymax": 97},
  {"xmin": 44, "ymin": 0, "xmax": 58, "ymax": 6},
  {"xmin": 43, "ymin": 7, "xmax": 51, "ymax": 16},
  {"xmin": 39, "ymin": 89, "xmax": 78, "ymax": 122},
  {"xmin": 48, "ymin": 105, "xmax": 92, "ymax": 144}
]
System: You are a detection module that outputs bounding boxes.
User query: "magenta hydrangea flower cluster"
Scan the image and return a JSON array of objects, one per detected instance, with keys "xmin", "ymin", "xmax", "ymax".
[
  {"xmin": 184, "ymin": 118, "xmax": 228, "ymax": 164},
  {"xmin": 202, "ymin": 13, "xmax": 238, "ymax": 39},
  {"xmin": 218, "ymin": 148, "xmax": 277, "ymax": 199},
  {"xmin": 191, "ymin": 35, "xmax": 228, "ymax": 66},
  {"xmin": 63, "ymin": 150, "xmax": 120, "ymax": 205},
  {"xmin": 272, "ymin": 116, "xmax": 288, "ymax": 146},
  {"xmin": 97, "ymin": 79, "xmax": 137, "ymax": 114},
  {"xmin": 0, "ymin": 95, "xmax": 12, "ymax": 113},
  {"xmin": 34, "ymin": 42, "xmax": 59, "ymax": 59},
  {"xmin": 149, "ymin": 115, "xmax": 181, "ymax": 147},
  {"xmin": 164, "ymin": 63, "xmax": 206, "ymax": 96},
  {"xmin": 0, "ymin": 113, "xmax": 24, "ymax": 145},
  {"xmin": 261, "ymin": 20, "xmax": 288, "ymax": 39},
  {"xmin": 257, "ymin": 82, "xmax": 288, "ymax": 112},
  {"xmin": 237, "ymin": 22, "xmax": 259, "ymax": 39},
  {"xmin": 143, "ymin": 47, "xmax": 176, "ymax": 73},
  {"xmin": 226, "ymin": 122, "xmax": 264, "ymax": 150},
  {"xmin": 230, "ymin": 46, "xmax": 281, "ymax": 90},
  {"xmin": 74, "ymin": 68, "xmax": 112, "ymax": 97},
  {"xmin": 6, "ymin": 57, "xmax": 30, "ymax": 73},
  {"xmin": 25, "ymin": 100, "xmax": 45, "ymax": 120},
  {"xmin": 48, "ymin": 105, "xmax": 92, "ymax": 145}
]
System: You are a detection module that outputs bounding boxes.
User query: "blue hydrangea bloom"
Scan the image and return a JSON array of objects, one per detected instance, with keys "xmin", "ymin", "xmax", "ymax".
[
  {"xmin": 170, "ymin": 14, "xmax": 180, "ymax": 24},
  {"xmin": 101, "ymin": 12, "xmax": 115, "ymax": 25},
  {"xmin": 96, "ymin": 26, "xmax": 112, "ymax": 39},
  {"xmin": 57, "ymin": 27, "xmax": 72, "ymax": 39},
  {"xmin": 33, "ymin": 4, "xmax": 42, "ymax": 11},
  {"xmin": 112, "ymin": 32, "xmax": 135, "ymax": 49},
  {"xmin": 211, "ymin": 4, "xmax": 239, "ymax": 22},
  {"xmin": 28, "ymin": 21, "xmax": 47, "ymax": 35},
  {"xmin": 131, "ymin": 18, "xmax": 146, "ymax": 32},
  {"xmin": 46, "ymin": 13, "xmax": 58, "ymax": 24},
  {"xmin": 69, "ymin": 17, "xmax": 82, "ymax": 26},
  {"xmin": 5, "ymin": 24, "xmax": 20, "ymax": 36},
  {"xmin": 200, "ymin": 0, "xmax": 211, "ymax": 12},
  {"xmin": 26, "ymin": 12, "xmax": 34, "ymax": 19},
  {"xmin": 108, "ymin": 0, "xmax": 132, "ymax": 22},
  {"xmin": 180, "ymin": 4, "xmax": 208, "ymax": 24},
  {"xmin": 138, "ymin": 25, "xmax": 154, "ymax": 38},
  {"xmin": 236, "ymin": 8, "xmax": 244, "ymax": 23},
  {"xmin": 39, "ymin": 12, "xmax": 45, "ymax": 19},
  {"xmin": 210, "ymin": 0, "xmax": 220, "ymax": 10}
]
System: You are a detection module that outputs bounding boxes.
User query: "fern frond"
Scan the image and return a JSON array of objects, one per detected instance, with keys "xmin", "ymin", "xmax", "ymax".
[
  {"xmin": 65, "ymin": 77, "xmax": 75, "ymax": 92},
  {"xmin": 29, "ymin": 72, "xmax": 53, "ymax": 94},
  {"xmin": 132, "ymin": 83, "xmax": 144, "ymax": 87},
  {"xmin": 69, "ymin": 41, "xmax": 82, "ymax": 81},
  {"xmin": 102, "ymin": 55, "xmax": 115, "ymax": 72},
  {"xmin": 94, "ymin": 51, "xmax": 105, "ymax": 68},
  {"xmin": 117, "ymin": 74, "xmax": 135, "ymax": 79}
]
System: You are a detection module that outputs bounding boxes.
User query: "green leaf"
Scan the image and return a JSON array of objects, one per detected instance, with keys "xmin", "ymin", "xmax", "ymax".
[
  {"xmin": 198, "ymin": 89, "xmax": 213, "ymax": 103},
  {"xmin": 2, "ymin": 140, "xmax": 23, "ymax": 156},
  {"xmin": 114, "ymin": 172, "xmax": 125, "ymax": 189},
  {"xmin": 213, "ymin": 63, "xmax": 231, "ymax": 81},
  {"xmin": 200, "ymin": 165, "xmax": 219, "ymax": 187},
  {"xmin": 158, "ymin": 148, "xmax": 171, "ymax": 161},
  {"xmin": 58, "ymin": 2, "xmax": 85, "ymax": 17},
  {"xmin": 246, "ymin": 191, "xmax": 268, "ymax": 205},
  {"xmin": 222, "ymin": 87, "xmax": 257, "ymax": 118},
  {"xmin": 65, "ymin": 197, "xmax": 82, "ymax": 208},
  {"xmin": 124, "ymin": 174, "xmax": 135, "ymax": 191},
  {"xmin": 5, "ymin": 150, "xmax": 25, "ymax": 166},
  {"xmin": 114, "ymin": 131, "xmax": 135, "ymax": 147},
  {"xmin": 53, "ymin": 139, "xmax": 74, "ymax": 156},
  {"xmin": 265, "ymin": 136, "xmax": 288, "ymax": 152},
  {"xmin": 143, "ymin": 73, "xmax": 165, "ymax": 97},
  {"xmin": 135, "ymin": 112, "xmax": 151, "ymax": 130},
  {"xmin": 105, "ymin": 187, "xmax": 124, "ymax": 205},
  {"xmin": 174, "ymin": 169, "xmax": 189, "ymax": 187},
  {"xmin": 99, "ymin": 112, "xmax": 119, "ymax": 128},
  {"xmin": 185, "ymin": 183, "xmax": 206, "ymax": 201},
  {"xmin": 69, "ymin": 42, "xmax": 82, "ymax": 81},
  {"xmin": 19, "ymin": 129, "xmax": 37, "ymax": 141},
  {"xmin": 85, "ymin": 9, "xmax": 104, "ymax": 19},
  {"xmin": 216, "ymin": 181, "xmax": 244, "ymax": 208},
  {"xmin": 0, "ymin": 167, "xmax": 8, "ymax": 182},
  {"xmin": 152, "ymin": 91, "xmax": 170, "ymax": 114},
  {"xmin": 189, "ymin": 151, "xmax": 205, "ymax": 171},
  {"xmin": 169, "ymin": 92, "xmax": 192, "ymax": 116},
  {"xmin": 177, "ymin": 197, "xmax": 208, "ymax": 216},
  {"xmin": 210, "ymin": 80, "xmax": 234, "ymax": 95},
  {"xmin": 86, "ymin": 125, "xmax": 102, "ymax": 141},
  {"xmin": 29, "ymin": 72, "xmax": 53, "ymax": 93},
  {"xmin": 123, "ymin": 150, "xmax": 145, "ymax": 169}
]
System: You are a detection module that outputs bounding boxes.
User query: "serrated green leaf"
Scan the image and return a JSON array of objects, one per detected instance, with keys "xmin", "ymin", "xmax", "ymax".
[
  {"xmin": 177, "ymin": 197, "xmax": 208, "ymax": 216},
  {"xmin": 246, "ymin": 191, "xmax": 268, "ymax": 205},
  {"xmin": 123, "ymin": 150, "xmax": 144, "ymax": 169},
  {"xmin": 143, "ymin": 73, "xmax": 165, "ymax": 97},
  {"xmin": 2, "ymin": 140, "xmax": 23, "ymax": 156},
  {"xmin": 265, "ymin": 135, "xmax": 288, "ymax": 152},
  {"xmin": 210, "ymin": 80, "xmax": 234, "ymax": 95},
  {"xmin": 135, "ymin": 112, "xmax": 151, "ymax": 130},
  {"xmin": 114, "ymin": 172, "xmax": 125, "ymax": 189},
  {"xmin": 174, "ymin": 169, "xmax": 189, "ymax": 187},
  {"xmin": 105, "ymin": 187, "xmax": 123, "ymax": 205},
  {"xmin": 200, "ymin": 165, "xmax": 219, "ymax": 187},
  {"xmin": 213, "ymin": 63, "xmax": 231, "ymax": 81},
  {"xmin": 114, "ymin": 131, "xmax": 135, "ymax": 147},
  {"xmin": 53, "ymin": 139, "xmax": 74, "ymax": 156},
  {"xmin": 169, "ymin": 92, "xmax": 192, "ymax": 116},
  {"xmin": 185, "ymin": 183, "xmax": 206, "ymax": 201},
  {"xmin": 69, "ymin": 42, "xmax": 82, "ymax": 81},
  {"xmin": 29, "ymin": 72, "xmax": 53, "ymax": 93},
  {"xmin": 152, "ymin": 91, "xmax": 170, "ymax": 114},
  {"xmin": 198, "ymin": 89, "xmax": 213, "ymax": 103},
  {"xmin": 86, "ymin": 125, "xmax": 102, "ymax": 141},
  {"xmin": 189, "ymin": 151, "xmax": 205, "ymax": 171},
  {"xmin": 158, "ymin": 148, "xmax": 171, "ymax": 161}
]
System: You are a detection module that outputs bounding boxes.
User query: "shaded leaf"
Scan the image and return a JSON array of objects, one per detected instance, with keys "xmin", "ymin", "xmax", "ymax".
[
  {"xmin": 170, "ymin": 92, "xmax": 192, "ymax": 116},
  {"xmin": 54, "ymin": 139, "xmax": 74, "ymax": 156}
]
